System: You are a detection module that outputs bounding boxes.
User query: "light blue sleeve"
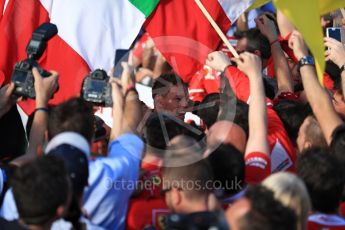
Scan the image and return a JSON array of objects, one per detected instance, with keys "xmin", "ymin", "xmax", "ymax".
[
  {"xmin": 0, "ymin": 189, "xmax": 19, "ymax": 220},
  {"xmin": 83, "ymin": 133, "xmax": 144, "ymax": 230}
]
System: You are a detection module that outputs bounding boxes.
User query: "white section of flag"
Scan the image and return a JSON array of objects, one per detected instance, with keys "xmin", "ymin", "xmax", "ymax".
[
  {"xmin": 40, "ymin": 0, "xmax": 145, "ymax": 71},
  {"xmin": 218, "ymin": 0, "xmax": 254, "ymax": 23}
]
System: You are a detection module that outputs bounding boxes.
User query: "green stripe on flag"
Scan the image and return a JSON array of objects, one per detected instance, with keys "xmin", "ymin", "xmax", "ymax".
[{"xmin": 129, "ymin": 0, "xmax": 159, "ymax": 18}]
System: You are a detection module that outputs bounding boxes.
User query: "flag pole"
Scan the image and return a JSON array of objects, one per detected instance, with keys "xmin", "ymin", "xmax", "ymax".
[
  {"xmin": 341, "ymin": 8, "xmax": 345, "ymax": 18},
  {"xmin": 195, "ymin": 0, "xmax": 239, "ymax": 58}
]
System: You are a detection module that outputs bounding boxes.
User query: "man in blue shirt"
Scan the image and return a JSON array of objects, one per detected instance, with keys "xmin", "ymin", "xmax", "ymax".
[{"xmin": 1, "ymin": 64, "xmax": 144, "ymax": 230}]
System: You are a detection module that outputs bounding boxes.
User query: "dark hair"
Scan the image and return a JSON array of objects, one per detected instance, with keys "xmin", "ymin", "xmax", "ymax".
[
  {"xmin": 235, "ymin": 29, "xmax": 271, "ymax": 60},
  {"xmin": 263, "ymin": 78, "xmax": 276, "ymax": 100},
  {"xmin": 233, "ymin": 100, "xmax": 249, "ymax": 137},
  {"xmin": 0, "ymin": 106, "xmax": 27, "ymax": 162},
  {"xmin": 331, "ymin": 125, "xmax": 345, "ymax": 171},
  {"xmin": 144, "ymin": 112, "xmax": 185, "ymax": 155},
  {"xmin": 297, "ymin": 147, "xmax": 345, "ymax": 213},
  {"xmin": 48, "ymin": 97, "xmax": 95, "ymax": 142},
  {"xmin": 152, "ymin": 73, "xmax": 188, "ymax": 99},
  {"xmin": 239, "ymin": 185, "xmax": 297, "ymax": 230},
  {"xmin": 197, "ymin": 93, "xmax": 221, "ymax": 129},
  {"xmin": 206, "ymin": 143, "xmax": 245, "ymax": 196},
  {"xmin": 325, "ymin": 61, "xmax": 341, "ymax": 91},
  {"xmin": 11, "ymin": 156, "xmax": 69, "ymax": 225},
  {"xmin": 48, "ymin": 144, "xmax": 89, "ymax": 230},
  {"xmin": 163, "ymin": 155, "xmax": 214, "ymax": 200},
  {"xmin": 274, "ymin": 100, "xmax": 312, "ymax": 142}
]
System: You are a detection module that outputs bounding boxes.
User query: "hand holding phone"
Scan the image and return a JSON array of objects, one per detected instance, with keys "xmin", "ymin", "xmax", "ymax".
[
  {"xmin": 113, "ymin": 49, "xmax": 130, "ymax": 78},
  {"xmin": 326, "ymin": 27, "xmax": 344, "ymax": 43}
]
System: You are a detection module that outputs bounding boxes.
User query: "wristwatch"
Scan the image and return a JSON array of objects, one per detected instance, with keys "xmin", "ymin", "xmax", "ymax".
[{"xmin": 298, "ymin": 56, "xmax": 315, "ymax": 70}]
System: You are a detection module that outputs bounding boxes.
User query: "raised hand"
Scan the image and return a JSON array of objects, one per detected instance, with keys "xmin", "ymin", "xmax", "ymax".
[
  {"xmin": 288, "ymin": 31, "xmax": 309, "ymax": 60},
  {"xmin": 32, "ymin": 67, "xmax": 59, "ymax": 108},
  {"xmin": 206, "ymin": 51, "xmax": 231, "ymax": 72},
  {"xmin": 324, "ymin": 37, "xmax": 345, "ymax": 68},
  {"xmin": 232, "ymin": 52, "xmax": 262, "ymax": 78}
]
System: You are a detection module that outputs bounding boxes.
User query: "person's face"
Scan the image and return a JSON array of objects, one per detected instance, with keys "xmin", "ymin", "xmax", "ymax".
[
  {"xmin": 226, "ymin": 198, "xmax": 251, "ymax": 230},
  {"xmin": 154, "ymin": 85, "xmax": 189, "ymax": 118},
  {"xmin": 236, "ymin": 38, "xmax": 264, "ymax": 67},
  {"xmin": 332, "ymin": 91, "xmax": 345, "ymax": 119},
  {"xmin": 162, "ymin": 180, "xmax": 181, "ymax": 213},
  {"xmin": 236, "ymin": 38, "xmax": 248, "ymax": 54},
  {"xmin": 286, "ymin": 57, "xmax": 301, "ymax": 85},
  {"xmin": 296, "ymin": 117, "xmax": 311, "ymax": 153}
]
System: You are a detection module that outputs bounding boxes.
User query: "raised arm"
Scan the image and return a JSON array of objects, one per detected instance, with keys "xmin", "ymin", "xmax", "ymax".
[
  {"xmin": 110, "ymin": 62, "xmax": 141, "ymax": 141},
  {"xmin": 232, "ymin": 52, "xmax": 269, "ymax": 156},
  {"xmin": 324, "ymin": 37, "xmax": 345, "ymax": 99},
  {"xmin": 277, "ymin": 10, "xmax": 295, "ymax": 38},
  {"xmin": 256, "ymin": 15, "xmax": 294, "ymax": 94},
  {"xmin": 11, "ymin": 68, "xmax": 59, "ymax": 167},
  {"xmin": 289, "ymin": 31, "xmax": 343, "ymax": 144}
]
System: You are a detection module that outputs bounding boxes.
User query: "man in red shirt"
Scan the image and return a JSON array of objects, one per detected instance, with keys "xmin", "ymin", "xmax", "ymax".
[
  {"xmin": 126, "ymin": 113, "xmax": 186, "ymax": 230},
  {"xmin": 206, "ymin": 50, "xmax": 296, "ymax": 173},
  {"xmin": 204, "ymin": 52, "xmax": 271, "ymax": 206}
]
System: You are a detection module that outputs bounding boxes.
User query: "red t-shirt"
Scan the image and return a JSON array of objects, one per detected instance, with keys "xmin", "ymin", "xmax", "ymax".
[
  {"xmin": 189, "ymin": 66, "xmax": 221, "ymax": 102},
  {"xmin": 126, "ymin": 160, "xmax": 170, "ymax": 230},
  {"xmin": 308, "ymin": 213, "xmax": 345, "ymax": 230},
  {"xmin": 224, "ymin": 67, "xmax": 296, "ymax": 172},
  {"xmin": 245, "ymin": 152, "xmax": 271, "ymax": 184}
]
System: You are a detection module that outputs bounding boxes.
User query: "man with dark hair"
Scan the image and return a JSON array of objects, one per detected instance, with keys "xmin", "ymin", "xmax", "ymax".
[
  {"xmin": 296, "ymin": 116, "xmax": 327, "ymax": 153},
  {"xmin": 162, "ymin": 153, "xmax": 214, "ymax": 214},
  {"xmin": 126, "ymin": 113, "xmax": 186, "ymax": 229},
  {"xmin": 152, "ymin": 73, "xmax": 190, "ymax": 119},
  {"xmin": 235, "ymin": 28, "xmax": 271, "ymax": 63},
  {"xmin": 206, "ymin": 143, "xmax": 245, "ymax": 202},
  {"xmin": 143, "ymin": 112, "xmax": 185, "ymax": 154},
  {"xmin": 197, "ymin": 93, "xmax": 222, "ymax": 130},
  {"xmin": 226, "ymin": 185, "xmax": 297, "ymax": 230},
  {"xmin": 274, "ymin": 99, "xmax": 312, "ymax": 144},
  {"xmin": 1, "ymin": 156, "xmax": 70, "ymax": 230},
  {"xmin": 47, "ymin": 97, "xmax": 95, "ymax": 142},
  {"xmin": 1, "ymin": 64, "xmax": 143, "ymax": 230},
  {"xmin": 207, "ymin": 51, "xmax": 296, "ymax": 174},
  {"xmin": 330, "ymin": 125, "xmax": 345, "ymax": 169},
  {"xmin": 297, "ymin": 147, "xmax": 345, "ymax": 229}
]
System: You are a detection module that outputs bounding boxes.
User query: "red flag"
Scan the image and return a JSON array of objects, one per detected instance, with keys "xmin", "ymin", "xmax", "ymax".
[
  {"xmin": 144, "ymin": 0, "xmax": 231, "ymax": 83},
  {"xmin": 0, "ymin": 0, "xmax": 90, "ymax": 114}
]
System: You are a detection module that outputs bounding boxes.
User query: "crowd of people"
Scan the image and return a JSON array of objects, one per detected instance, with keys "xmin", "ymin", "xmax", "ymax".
[{"xmin": 0, "ymin": 4, "xmax": 345, "ymax": 230}]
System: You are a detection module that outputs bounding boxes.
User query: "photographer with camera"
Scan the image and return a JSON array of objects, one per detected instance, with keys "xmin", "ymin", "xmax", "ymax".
[
  {"xmin": 1, "ymin": 62, "xmax": 144, "ymax": 230},
  {"xmin": 9, "ymin": 68, "xmax": 58, "ymax": 167}
]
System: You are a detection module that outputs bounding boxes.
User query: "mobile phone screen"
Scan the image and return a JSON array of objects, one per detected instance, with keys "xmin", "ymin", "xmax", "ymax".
[
  {"xmin": 113, "ymin": 49, "xmax": 130, "ymax": 78},
  {"xmin": 327, "ymin": 28, "xmax": 342, "ymax": 42}
]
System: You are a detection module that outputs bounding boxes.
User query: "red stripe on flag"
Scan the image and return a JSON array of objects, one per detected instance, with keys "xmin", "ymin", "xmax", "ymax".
[
  {"xmin": 144, "ymin": 0, "xmax": 231, "ymax": 83},
  {"xmin": 0, "ymin": 0, "xmax": 90, "ymax": 115},
  {"xmin": 0, "ymin": 0, "xmax": 5, "ymax": 21}
]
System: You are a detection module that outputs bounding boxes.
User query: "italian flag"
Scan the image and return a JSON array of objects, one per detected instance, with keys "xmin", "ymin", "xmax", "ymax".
[
  {"xmin": 0, "ymin": 0, "xmax": 159, "ymax": 115},
  {"xmin": 0, "ymin": 0, "xmax": 252, "ymax": 115}
]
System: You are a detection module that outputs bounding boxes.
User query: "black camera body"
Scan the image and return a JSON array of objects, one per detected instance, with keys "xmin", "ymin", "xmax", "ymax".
[
  {"xmin": 82, "ymin": 69, "xmax": 113, "ymax": 107},
  {"xmin": 12, "ymin": 59, "xmax": 51, "ymax": 98},
  {"xmin": 11, "ymin": 23, "xmax": 58, "ymax": 98}
]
